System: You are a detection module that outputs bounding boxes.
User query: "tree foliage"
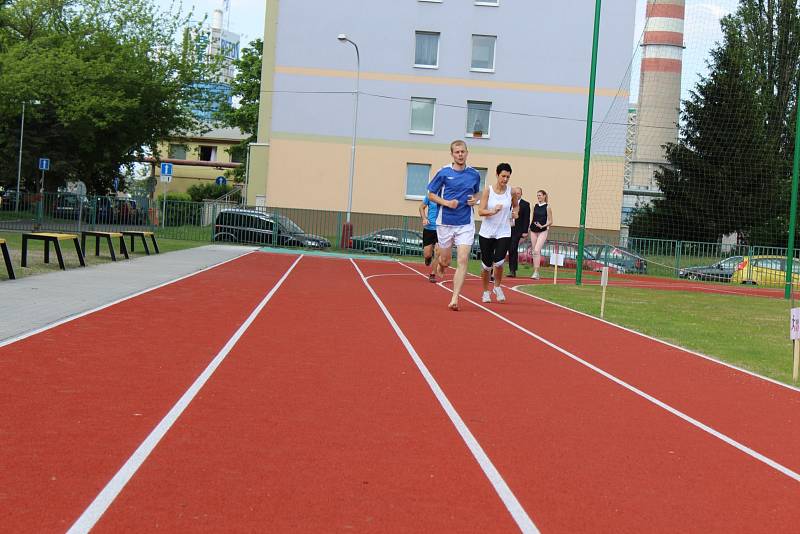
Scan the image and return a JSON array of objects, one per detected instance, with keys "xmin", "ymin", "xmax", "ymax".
[
  {"xmin": 215, "ymin": 38, "xmax": 262, "ymax": 183},
  {"xmin": 0, "ymin": 0, "xmax": 221, "ymax": 193},
  {"xmin": 629, "ymin": 0, "xmax": 800, "ymax": 246}
]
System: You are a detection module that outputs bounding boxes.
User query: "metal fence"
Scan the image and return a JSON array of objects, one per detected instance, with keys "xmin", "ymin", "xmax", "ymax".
[{"xmin": 3, "ymin": 194, "xmax": 798, "ymax": 286}]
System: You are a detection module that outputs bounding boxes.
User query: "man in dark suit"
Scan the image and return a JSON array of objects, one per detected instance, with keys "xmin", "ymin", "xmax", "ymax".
[{"xmin": 508, "ymin": 187, "xmax": 530, "ymax": 277}]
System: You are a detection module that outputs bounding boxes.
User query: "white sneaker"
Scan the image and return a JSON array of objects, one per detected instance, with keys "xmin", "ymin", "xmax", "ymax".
[
  {"xmin": 493, "ymin": 286, "xmax": 506, "ymax": 302},
  {"xmin": 531, "ymin": 271, "xmax": 540, "ymax": 280},
  {"xmin": 482, "ymin": 291, "xmax": 492, "ymax": 303}
]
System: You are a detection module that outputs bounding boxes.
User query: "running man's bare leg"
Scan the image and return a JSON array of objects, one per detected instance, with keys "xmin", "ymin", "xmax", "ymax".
[{"xmin": 449, "ymin": 244, "xmax": 472, "ymax": 308}]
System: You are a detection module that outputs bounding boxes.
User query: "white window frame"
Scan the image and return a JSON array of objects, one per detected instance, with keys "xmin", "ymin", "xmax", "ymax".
[
  {"xmin": 409, "ymin": 97, "xmax": 436, "ymax": 135},
  {"xmin": 414, "ymin": 31, "xmax": 440, "ymax": 69},
  {"xmin": 466, "ymin": 100, "xmax": 492, "ymax": 138},
  {"xmin": 405, "ymin": 163, "xmax": 432, "ymax": 200},
  {"xmin": 470, "ymin": 34, "xmax": 497, "ymax": 73},
  {"xmin": 475, "ymin": 0, "xmax": 499, "ymax": 6},
  {"xmin": 419, "ymin": 0, "xmax": 443, "ymax": 3},
  {"xmin": 474, "ymin": 167, "xmax": 488, "ymax": 191}
]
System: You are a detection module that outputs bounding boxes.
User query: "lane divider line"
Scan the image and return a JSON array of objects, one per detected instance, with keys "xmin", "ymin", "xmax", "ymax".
[
  {"xmin": 397, "ymin": 261, "xmax": 800, "ymax": 484},
  {"xmin": 66, "ymin": 254, "xmax": 304, "ymax": 534},
  {"xmin": 507, "ymin": 286, "xmax": 800, "ymax": 394},
  {"xmin": 0, "ymin": 249, "xmax": 258, "ymax": 349},
  {"xmin": 351, "ymin": 259, "xmax": 540, "ymax": 534}
]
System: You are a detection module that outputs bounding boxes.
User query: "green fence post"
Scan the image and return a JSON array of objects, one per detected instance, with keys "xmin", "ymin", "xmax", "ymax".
[
  {"xmin": 402, "ymin": 215, "xmax": 408, "ymax": 256},
  {"xmin": 786, "ymin": 93, "xmax": 800, "ymax": 298},
  {"xmin": 576, "ymin": 0, "xmax": 602, "ymax": 286}
]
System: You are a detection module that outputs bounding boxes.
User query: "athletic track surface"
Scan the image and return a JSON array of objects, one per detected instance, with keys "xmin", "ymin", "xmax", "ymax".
[{"xmin": 2, "ymin": 250, "xmax": 799, "ymax": 533}]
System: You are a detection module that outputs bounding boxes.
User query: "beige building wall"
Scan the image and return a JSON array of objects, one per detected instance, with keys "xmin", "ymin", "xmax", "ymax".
[{"xmin": 265, "ymin": 134, "xmax": 622, "ymax": 231}]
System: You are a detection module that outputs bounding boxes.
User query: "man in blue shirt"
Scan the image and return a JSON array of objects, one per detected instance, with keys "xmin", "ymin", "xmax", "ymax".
[
  {"xmin": 419, "ymin": 195, "xmax": 440, "ymax": 283},
  {"xmin": 427, "ymin": 140, "xmax": 481, "ymax": 311}
]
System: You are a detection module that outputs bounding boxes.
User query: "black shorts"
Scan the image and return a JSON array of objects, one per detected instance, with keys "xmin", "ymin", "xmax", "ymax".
[
  {"xmin": 479, "ymin": 236, "xmax": 511, "ymax": 267},
  {"xmin": 423, "ymin": 228, "xmax": 438, "ymax": 247}
]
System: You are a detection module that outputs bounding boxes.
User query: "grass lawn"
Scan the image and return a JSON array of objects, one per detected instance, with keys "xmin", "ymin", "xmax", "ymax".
[
  {"xmin": 0, "ymin": 231, "xmax": 206, "ymax": 281},
  {"xmin": 518, "ymin": 283, "xmax": 798, "ymax": 386}
]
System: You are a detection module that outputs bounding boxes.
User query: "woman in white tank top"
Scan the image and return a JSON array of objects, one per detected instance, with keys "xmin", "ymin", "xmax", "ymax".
[{"xmin": 477, "ymin": 163, "xmax": 519, "ymax": 303}]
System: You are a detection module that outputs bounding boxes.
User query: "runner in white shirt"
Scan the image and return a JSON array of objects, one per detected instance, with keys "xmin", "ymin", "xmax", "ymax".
[{"xmin": 477, "ymin": 163, "xmax": 518, "ymax": 303}]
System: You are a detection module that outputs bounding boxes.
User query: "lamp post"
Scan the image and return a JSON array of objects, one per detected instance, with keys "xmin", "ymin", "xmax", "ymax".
[
  {"xmin": 337, "ymin": 33, "xmax": 360, "ymax": 224},
  {"xmin": 15, "ymin": 102, "xmax": 27, "ymax": 212}
]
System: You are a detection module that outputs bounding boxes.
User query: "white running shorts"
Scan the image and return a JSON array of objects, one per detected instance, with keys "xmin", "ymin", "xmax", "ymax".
[{"xmin": 437, "ymin": 224, "xmax": 475, "ymax": 249}]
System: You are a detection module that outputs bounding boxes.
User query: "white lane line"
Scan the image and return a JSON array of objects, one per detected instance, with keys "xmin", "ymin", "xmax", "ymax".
[
  {"xmin": 351, "ymin": 259, "xmax": 539, "ymax": 534},
  {"xmin": 508, "ymin": 286, "xmax": 800, "ymax": 394},
  {"xmin": 67, "ymin": 254, "xmax": 304, "ymax": 534},
  {"xmin": 364, "ymin": 273, "xmax": 423, "ymax": 280},
  {"xmin": 397, "ymin": 261, "xmax": 800, "ymax": 483},
  {"xmin": 0, "ymin": 249, "xmax": 258, "ymax": 349}
]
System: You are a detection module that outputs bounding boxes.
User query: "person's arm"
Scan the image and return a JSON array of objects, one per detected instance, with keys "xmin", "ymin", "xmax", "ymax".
[
  {"xmin": 427, "ymin": 174, "xmax": 457, "ymax": 209},
  {"xmin": 511, "ymin": 194, "xmax": 519, "ymax": 220},
  {"xmin": 521, "ymin": 201, "xmax": 530, "ymax": 237},
  {"xmin": 419, "ymin": 201, "xmax": 428, "ymax": 226},
  {"xmin": 477, "ymin": 188, "xmax": 497, "ymax": 216},
  {"xmin": 544, "ymin": 206, "xmax": 553, "ymax": 229}
]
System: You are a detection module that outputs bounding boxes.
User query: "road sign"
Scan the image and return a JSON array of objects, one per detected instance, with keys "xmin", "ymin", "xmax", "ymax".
[
  {"xmin": 160, "ymin": 174, "xmax": 172, "ymax": 183},
  {"xmin": 113, "ymin": 177, "xmax": 119, "ymax": 191},
  {"xmin": 549, "ymin": 253, "xmax": 565, "ymax": 267},
  {"xmin": 38, "ymin": 158, "xmax": 50, "ymax": 171},
  {"xmin": 160, "ymin": 162, "xmax": 173, "ymax": 176},
  {"xmin": 215, "ymin": 175, "xmax": 227, "ymax": 186}
]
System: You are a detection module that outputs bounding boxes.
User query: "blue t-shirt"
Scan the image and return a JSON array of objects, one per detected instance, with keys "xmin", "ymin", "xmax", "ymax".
[
  {"xmin": 422, "ymin": 197, "xmax": 438, "ymax": 230},
  {"xmin": 427, "ymin": 165, "xmax": 481, "ymax": 226}
]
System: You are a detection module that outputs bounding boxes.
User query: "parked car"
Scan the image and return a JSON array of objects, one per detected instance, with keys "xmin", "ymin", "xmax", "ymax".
[
  {"xmin": 115, "ymin": 198, "xmax": 143, "ymax": 224},
  {"xmin": 349, "ymin": 228, "xmax": 424, "ymax": 256},
  {"xmin": 519, "ymin": 241, "xmax": 625, "ymax": 273},
  {"xmin": 94, "ymin": 197, "xmax": 117, "ymax": 223},
  {"xmin": 679, "ymin": 256, "xmax": 743, "ymax": 281},
  {"xmin": 585, "ymin": 244, "xmax": 648, "ymax": 274},
  {"xmin": 54, "ymin": 193, "xmax": 91, "ymax": 221},
  {"xmin": 1, "ymin": 189, "xmax": 29, "ymax": 210},
  {"xmin": 213, "ymin": 209, "xmax": 331, "ymax": 248},
  {"xmin": 730, "ymin": 255, "xmax": 800, "ymax": 286}
]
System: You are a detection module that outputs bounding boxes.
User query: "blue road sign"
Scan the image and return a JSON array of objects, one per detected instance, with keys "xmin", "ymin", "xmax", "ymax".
[
  {"xmin": 38, "ymin": 158, "xmax": 50, "ymax": 171},
  {"xmin": 215, "ymin": 176, "xmax": 227, "ymax": 186},
  {"xmin": 113, "ymin": 177, "xmax": 119, "ymax": 191},
  {"xmin": 160, "ymin": 162, "xmax": 173, "ymax": 176}
]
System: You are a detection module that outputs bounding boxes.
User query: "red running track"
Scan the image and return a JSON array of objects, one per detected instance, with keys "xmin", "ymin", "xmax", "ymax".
[{"xmin": 2, "ymin": 251, "xmax": 800, "ymax": 532}]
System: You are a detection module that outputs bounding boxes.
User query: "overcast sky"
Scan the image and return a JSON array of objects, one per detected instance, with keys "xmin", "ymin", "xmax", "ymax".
[{"xmin": 164, "ymin": 0, "xmax": 740, "ymax": 103}]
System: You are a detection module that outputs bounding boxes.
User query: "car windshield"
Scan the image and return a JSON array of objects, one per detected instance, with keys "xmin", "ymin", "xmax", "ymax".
[{"xmin": 275, "ymin": 215, "xmax": 304, "ymax": 234}]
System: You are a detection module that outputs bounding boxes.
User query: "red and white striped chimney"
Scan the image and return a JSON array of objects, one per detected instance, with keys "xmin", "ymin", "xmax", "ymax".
[{"xmin": 631, "ymin": 0, "xmax": 685, "ymax": 190}]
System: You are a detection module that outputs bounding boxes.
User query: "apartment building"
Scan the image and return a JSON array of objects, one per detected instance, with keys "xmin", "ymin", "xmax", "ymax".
[{"xmin": 249, "ymin": 0, "xmax": 635, "ymax": 232}]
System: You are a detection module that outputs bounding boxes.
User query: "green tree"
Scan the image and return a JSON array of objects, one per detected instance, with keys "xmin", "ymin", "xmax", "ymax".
[
  {"xmin": 0, "ymin": 0, "xmax": 221, "ymax": 193},
  {"xmin": 215, "ymin": 38, "xmax": 262, "ymax": 183},
  {"xmin": 630, "ymin": 0, "xmax": 800, "ymax": 246}
]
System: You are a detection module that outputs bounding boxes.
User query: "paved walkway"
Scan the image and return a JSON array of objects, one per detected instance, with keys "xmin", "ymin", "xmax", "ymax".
[{"xmin": 0, "ymin": 245, "xmax": 257, "ymax": 344}]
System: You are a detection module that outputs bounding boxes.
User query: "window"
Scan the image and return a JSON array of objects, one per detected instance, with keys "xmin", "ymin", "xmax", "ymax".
[
  {"xmin": 199, "ymin": 145, "xmax": 217, "ymax": 161},
  {"xmin": 475, "ymin": 167, "xmax": 488, "ymax": 190},
  {"xmin": 168, "ymin": 144, "xmax": 187, "ymax": 159},
  {"xmin": 406, "ymin": 163, "xmax": 432, "ymax": 199},
  {"xmin": 475, "ymin": 0, "xmax": 499, "ymax": 5},
  {"xmin": 471, "ymin": 35, "xmax": 496, "ymax": 71},
  {"xmin": 410, "ymin": 97, "xmax": 435, "ymax": 134},
  {"xmin": 415, "ymin": 31, "xmax": 440, "ymax": 68},
  {"xmin": 466, "ymin": 101, "xmax": 492, "ymax": 137}
]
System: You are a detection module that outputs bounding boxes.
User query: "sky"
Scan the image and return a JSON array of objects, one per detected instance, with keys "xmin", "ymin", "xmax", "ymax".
[{"xmin": 163, "ymin": 0, "xmax": 741, "ymax": 103}]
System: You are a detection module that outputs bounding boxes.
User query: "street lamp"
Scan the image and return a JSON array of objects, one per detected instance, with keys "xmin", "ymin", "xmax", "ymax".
[
  {"xmin": 15, "ymin": 100, "xmax": 39, "ymax": 212},
  {"xmin": 337, "ymin": 33, "xmax": 360, "ymax": 224}
]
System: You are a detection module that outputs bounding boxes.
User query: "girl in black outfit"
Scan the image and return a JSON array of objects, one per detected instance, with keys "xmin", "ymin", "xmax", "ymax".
[{"xmin": 530, "ymin": 190, "xmax": 553, "ymax": 279}]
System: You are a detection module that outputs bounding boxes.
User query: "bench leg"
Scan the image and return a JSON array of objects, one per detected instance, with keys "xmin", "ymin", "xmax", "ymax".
[
  {"xmin": 54, "ymin": 241, "xmax": 65, "ymax": 270},
  {"xmin": 141, "ymin": 236, "xmax": 151, "ymax": 255},
  {"xmin": 130, "ymin": 235, "xmax": 135, "ymax": 252},
  {"xmin": 150, "ymin": 235, "xmax": 160, "ymax": 254},
  {"xmin": 1, "ymin": 243, "xmax": 15, "ymax": 280},
  {"xmin": 106, "ymin": 236, "xmax": 116, "ymax": 261},
  {"xmin": 21, "ymin": 237, "xmax": 28, "ymax": 268},
  {"xmin": 81, "ymin": 233, "xmax": 87, "ymax": 255},
  {"xmin": 74, "ymin": 238, "xmax": 85, "ymax": 267},
  {"xmin": 44, "ymin": 240, "xmax": 50, "ymax": 264},
  {"xmin": 95, "ymin": 235, "xmax": 101, "ymax": 257},
  {"xmin": 119, "ymin": 237, "xmax": 129, "ymax": 259}
]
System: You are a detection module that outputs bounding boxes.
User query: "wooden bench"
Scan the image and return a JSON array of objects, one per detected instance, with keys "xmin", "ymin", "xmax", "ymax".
[
  {"xmin": 0, "ymin": 238, "xmax": 15, "ymax": 279},
  {"xmin": 121, "ymin": 230, "xmax": 160, "ymax": 255},
  {"xmin": 21, "ymin": 232, "xmax": 86, "ymax": 270},
  {"xmin": 80, "ymin": 230, "xmax": 129, "ymax": 261}
]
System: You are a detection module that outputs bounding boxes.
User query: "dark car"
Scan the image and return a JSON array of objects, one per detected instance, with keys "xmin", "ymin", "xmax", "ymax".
[
  {"xmin": 94, "ymin": 197, "xmax": 117, "ymax": 223},
  {"xmin": 115, "ymin": 198, "xmax": 143, "ymax": 224},
  {"xmin": 520, "ymin": 241, "xmax": 624, "ymax": 273},
  {"xmin": 54, "ymin": 193, "xmax": 91, "ymax": 221},
  {"xmin": 349, "ymin": 228, "xmax": 424, "ymax": 256},
  {"xmin": 1, "ymin": 189, "xmax": 29, "ymax": 210},
  {"xmin": 679, "ymin": 255, "xmax": 743, "ymax": 281},
  {"xmin": 585, "ymin": 244, "xmax": 647, "ymax": 274},
  {"xmin": 213, "ymin": 209, "xmax": 330, "ymax": 248}
]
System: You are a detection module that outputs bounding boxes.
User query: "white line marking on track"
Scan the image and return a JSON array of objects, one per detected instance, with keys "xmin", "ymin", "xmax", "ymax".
[
  {"xmin": 364, "ymin": 273, "xmax": 424, "ymax": 280},
  {"xmin": 0, "ymin": 249, "xmax": 258, "ymax": 349},
  {"xmin": 397, "ymin": 262, "xmax": 800, "ymax": 484},
  {"xmin": 66, "ymin": 254, "xmax": 304, "ymax": 534},
  {"xmin": 507, "ymin": 285, "xmax": 800, "ymax": 394},
  {"xmin": 351, "ymin": 259, "xmax": 540, "ymax": 534}
]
